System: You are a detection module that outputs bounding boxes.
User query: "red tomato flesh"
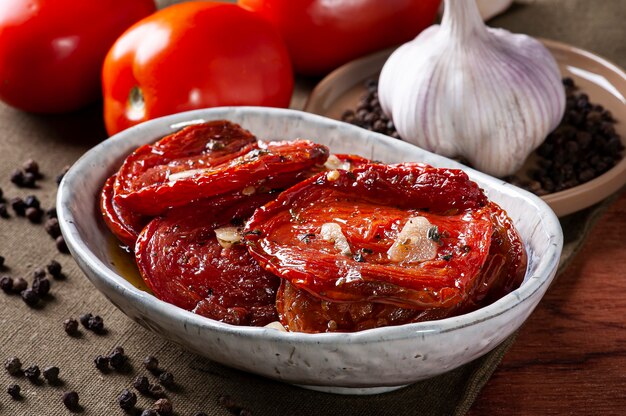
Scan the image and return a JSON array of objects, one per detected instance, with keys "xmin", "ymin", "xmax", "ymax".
[
  {"xmin": 245, "ymin": 163, "xmax": 495, "ymax": 309},
  {"xmin": 135, "ymin": 193, "xmax": 280, "ymax": 326}
]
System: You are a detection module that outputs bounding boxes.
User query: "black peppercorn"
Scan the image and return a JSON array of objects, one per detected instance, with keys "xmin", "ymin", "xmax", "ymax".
[
  {"xmin": 24, "ymin": 365, "xmax": 40, "ymax": 382},
  {"xmin": 7, "ymin": 383, "xmax": 21, "ymax": 399},
  {"xmin": 63, "ymin": 318, "xmax": 79, "ymax": 335},
  {"xmin": 32, "ymin": 276, "xmax": 50, "ymax": 297},
  {"xmin": 0, "ymin": 275, "xmax": 13, "ymax": 292},
  {"xmin": 43, "ymin": 366, "xmax": 60, "ymax": 383},
  {"xmin": 12, "ymin": 277, "xmax": 27, "ymax": 293},
  {"xmin": 4, "ymin": 357, "xmax": 22, "ymax": 376},
  {"xmin": 22, "ymin": 172, "xmax": 37, "ymax": 188},
  {"xmin": 62, "ymin": 391, "xmax": 79, "ymax": 410},
  {"xmin": 45, "ymin": 218, "xmax": 61, "ymax": 239},
  {"xmin": 133, "ymin": 375, "xmax": 150, "ymax": 394},
  {"xmin": 94, "ymin": 355, "xmax": 109, "ymax": 372},
  {"xmin": 55, "ymin": 235, "xmax": 69, "ymax": 254},
  {"xmin": 153, "ymin": 398, "xmax": 173, "ymax": 415},
  {"xmin": 143, "ymin": 356, "xmax": 159, "ymax": 372},
  {"xmin": 32, "ymin": 268, "xmax": 46, "ymax": 279},
  {"xmin": 79, "ymin": 313, "xmax": 92, "ymax": 328},
  {"xmin": 46, "ymin": 260, "xmax": 63, "ymax": 278},
  {"xmin": 0, "ymin": 203, "xmax": 9, "ymax": 218},
  {"xmin": 10, "ymin": 197, "xmax": 26, "ymax": 216},
  {"xmin": 87, "ymin": 315, "xmax": 104, "ymax": 333},
  {"xmin": 148, "ymin": 383, "xmax": 165, "ymax": 398},
  {"xmin": 117, "ymin": 389, "xmax": 137, "ymax": 411},
  {"xmin": 46, "ymin": 207, "xmax": 57, "ymax": 219},
  {"xmin": 25, "ymin": 207, "xmax": 42, "ymax": 223},
  {"xmin": 109, "ymin": 348, "xmax": 127, "ymax": 370},
  {"xmin": 21, "ymin": 288, "xmax": 40, "ymax": 307},
  {"xmin": 23, "ymin": 159, "xmax": 40, "ymax": 177},
  {"xmin": 158, "ymin": 371, "xmax": 174, "ymax": 388},
  {"xmin": 0, "ymin": 256, "xmax": 4, "ymax": 268},
  {"xmin": 10, "ymin": 169, "xmax": 25, "ymax": 187},
  {"xmin": 24, "ymin": 195, "xmax": 40, "ymax": 209}
]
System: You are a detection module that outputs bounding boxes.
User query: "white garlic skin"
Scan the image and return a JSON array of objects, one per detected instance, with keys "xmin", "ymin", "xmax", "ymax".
[{"xmin": 378, "ymin": 0, "xmax": 565, "ymax": 177}]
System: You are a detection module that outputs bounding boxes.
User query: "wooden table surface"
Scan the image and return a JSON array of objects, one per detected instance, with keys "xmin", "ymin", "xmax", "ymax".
[{"xmin": 468, "ymin": 190, "xmax": 626, "ymax": 415}]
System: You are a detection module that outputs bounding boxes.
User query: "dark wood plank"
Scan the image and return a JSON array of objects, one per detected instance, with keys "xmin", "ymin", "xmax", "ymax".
[{"xmin": 469, "ymin": 191, "xmax": 626, "ymax": 415}]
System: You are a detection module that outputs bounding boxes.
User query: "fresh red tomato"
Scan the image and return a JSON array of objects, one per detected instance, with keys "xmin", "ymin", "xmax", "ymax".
[
  {"xmin": 102, "ymin": 2, "xmax": 294, "ymax": 136},
  {"xmin": 238, "ymin": 0, "xmax": 441, "ymax": 75},
  {"xmin": 0, "ymin": 0, "xmax": 155, "ymax": 113}
]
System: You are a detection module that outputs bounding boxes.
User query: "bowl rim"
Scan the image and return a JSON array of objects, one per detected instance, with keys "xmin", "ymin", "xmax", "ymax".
[{"xmin": 57, "ymin": 106, "xmax": 563, "ymax": 344}]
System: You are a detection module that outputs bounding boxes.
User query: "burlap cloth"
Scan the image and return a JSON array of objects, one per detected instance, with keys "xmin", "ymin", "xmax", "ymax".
[{"xmin": 0, "ymin": 1, "xmax": 624, "ymax": 415}]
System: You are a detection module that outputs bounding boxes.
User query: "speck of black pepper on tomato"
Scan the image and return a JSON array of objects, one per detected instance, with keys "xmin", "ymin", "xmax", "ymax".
[
  {"xmin": 7, "ymin": 383, "xmax": 21, "ymax": 400},
  {"xmin": 62, "ymin": 391, "xmax": 79, "ymax": 410}
]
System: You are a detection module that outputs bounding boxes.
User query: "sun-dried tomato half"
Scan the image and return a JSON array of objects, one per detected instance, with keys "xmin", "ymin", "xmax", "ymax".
[
  {"xmin": 275, "ymin": 202, "xmax": 527, "ymax": 333},
  {"xmin": 245, "ymin": 163, "xmax": 497, "ymax": 310},
  {"xmin": 116, "ymin": 138, "xmax": 329, "ymax": 216},
  {"xmin": 100, "ymin": 174, "xmax": 149, "ymax": 247},
  {"xmin": 135, "ymin": 192, "xmax": 281, "ymax": 326}
]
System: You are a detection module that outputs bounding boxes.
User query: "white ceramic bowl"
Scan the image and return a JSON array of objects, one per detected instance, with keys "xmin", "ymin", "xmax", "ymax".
[{"xmin": 57, "ymin": 107, "xmax": 562, "ymax": 395}]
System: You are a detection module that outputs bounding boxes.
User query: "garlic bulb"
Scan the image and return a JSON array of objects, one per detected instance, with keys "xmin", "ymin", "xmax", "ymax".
[{"xmin": 379, "ymin": 0, "xmax": 565, "ymax": 177}]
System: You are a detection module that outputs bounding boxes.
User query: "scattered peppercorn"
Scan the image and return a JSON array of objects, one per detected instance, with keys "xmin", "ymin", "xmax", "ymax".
[
  {"xmin": 79, "ymin": 313, "xmax": 93, "ymax": 328},
  {"xmin": 133, "ymin": 375, "xmax": 151, "ymax": 394},
  {"xmin": 25, "ymin": 207, "xmax": 42, "ymax": 223},
  {"xmin": 55, "ymin": 235, "xmax": 69, "ymax": 254},
  {"xmin": 0, "ymin": 203, "xmax": 9, "ymax": 218},
  {"xmin": 141, "ymin": 410, "xmax": 158, "ymax": 416},
  {"xmin": 43, "ymin": 366, "xmax": 60, "ymax": 383},
  {"xmin": 148, "ymin": 383, "xmax": 165, "ymax": 398},
  {"xmin": 46, "ymin": 207, "xmax": 57, "ymax": 219},
  {"xmin": 7, "ymin": 383, "xmax": 21, "ymax": 400},
  {"xmin": 12, "ymin": 277, "xmax": 27, "ymax": 293},
  {"xmin": 109, "ymin": 347, "xmax": 127, "ymax": 370},
  {"xmin": 63, "ymin": 318, "xmax": 79, "ymax": 336},
  {"xmin": 153, "ymin": 398, "xmax": 173, "ymax": 415},
  {"xmin": 94, "ymin": 355, "xmax": 110, "ymax": 372},
  {"xmin": 32, "ymin": 268, "xmax": 46, "ymax": 279},
  {"xmin": 62, "ymin": 391, "xmax": 80, "ymax": 410},
  {"xmin": 0, "ymin": 255, "xmax": 5, "ymax": 268},
  {"xmin": 143, "ymin": 356, "xmax": 159, "ymax": 373},
  {"xmin": 87, "ymin": 315, "xmax": 104, "ymax": 333},
  {"xmin": 10, "ymin": 169, "xmax": 25, "ymax": 187},
  {"xmin": 21, "ymin": 288, "xmax": 40, "ymax": 307},
  {"xmin": 4, "ymin": 357, "xmax": 22, "ymax": 376},
  {"xmin": 45, "ymin": 218, "xmax": 61, "ymax": 239},
  {"xmin": 24, "ymin": 365, "xmax": 40, "ymax": 382},
  {"xmin": 47, "ymin": 260, "xmax": 63, "ymax": 278},
  {"xmin": 10, "ymin": 197, "xmax": 26, "ymax": 216},
  {"xmin": 158, "ymin": 371, "xmax": 174, "ymax": 388},
  {"xmin": 1, "ymin": 275, "xmax": 13, "ymax": 292},
  {"xmin": 22, "ymin": 159, "xmax": 40, "ymax": 178},
  {"xmin": 56, "ymin": 165, "xmax": 70, "ymax": 186},
  {"xmin": 341, "ymin": 79, "xmax": 399, "ymax": 138},
  {"xmin": 117, "ymin": 389, "xmax": 137, "ymax": 411},
  {"xmin": 22, "ymin": 172, "xmax": 37, "ymax": 188},
  {"xmin": 24, "ymin": 195, "xmax": 40, "ymax": 209},
  {"xmin": 32, "ymin": 276, "xmax": 50, "ymax": 297}
]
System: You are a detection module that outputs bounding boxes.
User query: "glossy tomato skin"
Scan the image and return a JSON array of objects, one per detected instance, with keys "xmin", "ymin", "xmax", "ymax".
[
  {"xmin": 238, "ymin": 0, "xmax": 441, "ymax": 75},
  {"xmin": 103, "ymin": 2, "xmax": 294, "ymax": 135},
  {"xmin": 0, "ymin": 0, "xmax": 155, "ymax": 113}
]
